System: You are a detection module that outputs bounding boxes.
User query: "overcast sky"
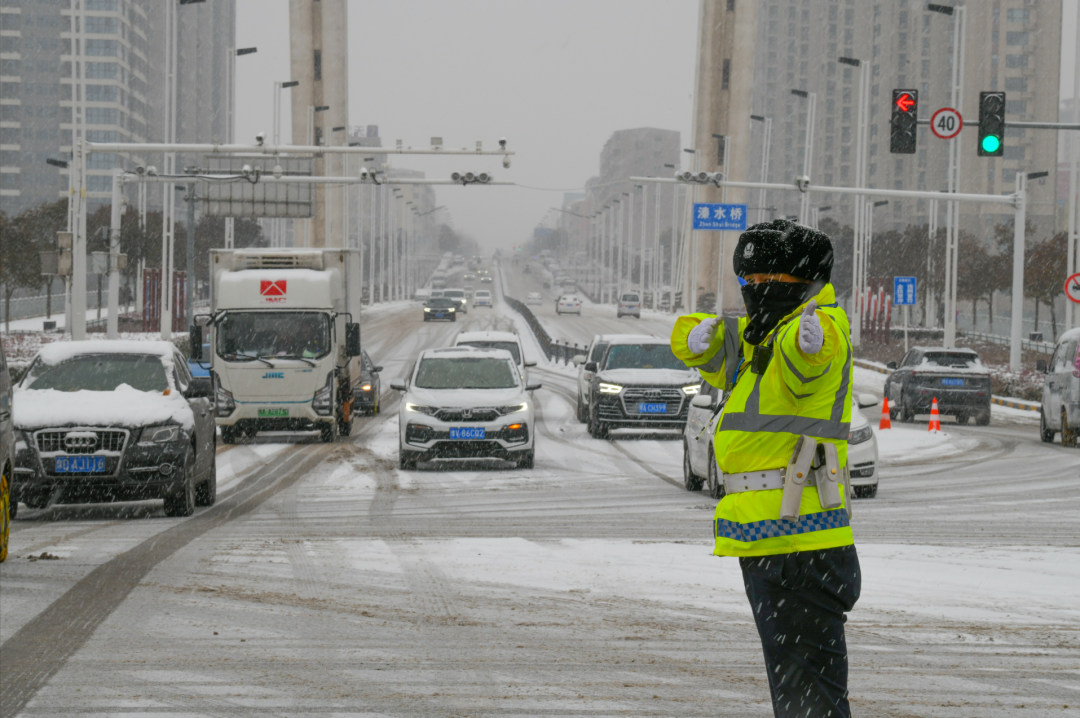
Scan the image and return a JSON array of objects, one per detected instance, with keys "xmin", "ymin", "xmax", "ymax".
[{"xmin": 235, "ymin": 0, "xmax": 1078, "ymax": 254}]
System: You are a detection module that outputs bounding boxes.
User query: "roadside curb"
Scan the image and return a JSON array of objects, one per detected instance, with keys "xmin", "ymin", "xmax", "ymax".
[{"xmin": 852, "ymin": 358, "xmax": 1041, "ymax": 413}]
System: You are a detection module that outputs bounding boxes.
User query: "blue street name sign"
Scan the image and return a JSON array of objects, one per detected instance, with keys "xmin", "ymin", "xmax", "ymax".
[
  {"xmin": 692, "ymin": 203, "xmax": 748, "ymax": 231},
  {"xmin": 894, "ymin": 276, "xmax": 917, "ymax": 305}
]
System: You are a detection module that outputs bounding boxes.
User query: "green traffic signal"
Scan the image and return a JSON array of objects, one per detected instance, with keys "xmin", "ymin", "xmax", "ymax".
[{"xmin": 981, "ymin": 135, "xmax": 1001, "ymax": 153}]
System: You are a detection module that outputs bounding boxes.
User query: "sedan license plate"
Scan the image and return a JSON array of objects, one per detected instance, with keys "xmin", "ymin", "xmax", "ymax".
[
  {"xmin": 638, "ymin": 402, "xmax": 668, "ymax": 414},
  {"xmin": 449, "ymin": 427, "xmax": 485, "ymax": 440},
  {"xmin": 55, "ymin": 456, "xmax": 106, "ymax": 473},
  {"xmin": 941, "ymin": 378, "xmax": 965, "ymax": 387},
  {"xmin": 435, "ymin": 313, "xmax": 445, "ymax": 318},
  {"xmin": 258, "ymin": 408, "xmax": 289, "ymax": 418}
]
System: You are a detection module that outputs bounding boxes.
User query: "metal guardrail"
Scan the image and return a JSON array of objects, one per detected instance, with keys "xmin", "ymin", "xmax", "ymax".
[
  {"xmin": 502, "ymin": 293, "xmax": 587, "ymax": 365},
  {"xmin": 960, "ymin": 330, "xmax": 1055, "ymax": 356}
]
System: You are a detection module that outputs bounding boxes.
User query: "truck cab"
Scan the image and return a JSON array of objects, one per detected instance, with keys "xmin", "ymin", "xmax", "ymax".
[{"xmin": 202, "ymin": 249, "xmax": 362, "ymax": 444}]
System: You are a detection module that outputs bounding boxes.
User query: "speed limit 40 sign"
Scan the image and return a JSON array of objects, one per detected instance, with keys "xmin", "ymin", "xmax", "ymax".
[{"xmin": 931, "ymin": 107, "xmax": 963, "ymax": 140}]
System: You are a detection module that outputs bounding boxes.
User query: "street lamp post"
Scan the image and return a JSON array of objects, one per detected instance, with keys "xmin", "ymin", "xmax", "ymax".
[
  {"xmin": 791, "ymin": 89, "xmax": 817, "ymax": 225},
  {"xmin": 750, "ymin": 115, "xmax": 773, "ymax": 225},
  {"xmin": 839, "ymin": 56, "xmax": 868, "ymax": 346}
]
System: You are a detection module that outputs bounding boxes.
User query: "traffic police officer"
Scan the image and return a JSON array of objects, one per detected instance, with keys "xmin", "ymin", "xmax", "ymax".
[{"xmin": 671, "ymin": 219, "xmax": 860, "ymax": 718}]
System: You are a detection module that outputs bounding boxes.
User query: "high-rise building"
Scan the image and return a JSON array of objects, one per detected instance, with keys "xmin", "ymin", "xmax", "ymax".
[
  {"xmin": 0, "ymin": 0, "xmax": 234, "ymax": 214},
  {"xmin": 748, "ymin": 0, "xmax": 1062, "ymax": 239}
]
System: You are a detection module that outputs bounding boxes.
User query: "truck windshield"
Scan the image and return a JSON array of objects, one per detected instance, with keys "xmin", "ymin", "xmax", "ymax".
[
  {"xmin": 23, "ymin": 354, "xmax": 169, "ymax": 392},
  {"xmin": 217, "ymin": 312, "xmax": 331, "ymax": 361},
  {"xmin": 415, "ymin": 357, "xmax": 518, "ymax": 389},
  {"xmin": 604, "ymin": 344, "xmax": 685, "ymax": 370}
]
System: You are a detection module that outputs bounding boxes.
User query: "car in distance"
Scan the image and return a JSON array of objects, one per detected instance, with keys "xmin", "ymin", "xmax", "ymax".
[
  {"xmin": 352, "ymin": 350, "xmax": 383, "ymax": 416},
  {"xmin": 617, "ymin": 292, "xmax": 642, "ymax": 319},
  {"xmin": 11, "ymin": 340, "xmax": 217, "ymax": 517},
  {"xmin": 423, "ymin": 297, "xmax": 458, "ymax": 322},
  {"xmin": 392, "ymin": 346, "xmax": 541, "ymax": 469},
  {"xmin": 885, "ymin": 347, "xmax": 991, "ymax": 425},
  {"xmin": 0, "ymin": 343, "xmax": 13, "ymax": 560},
  {"xmin": 453, "ymin": 330, "xmax": 536, "ymax": 383},
  {"xmin": 479, "ymin": 271, "xmax": 493, "ymax": 284},
  {"xmin": 556, "ymin": 294, "xmax": 583, "ymax": 315},
  {"xmin": 473, "ymin": 289, "xmax": 493, "ymax": 308},
  {"xmin": 443, "ymin": 288, "xmax": 468, "ymax": 314},
  {"xmin": 525, "ymin": 292, "xmax": 543, "ymax": 306},
  {"xmin": 1037, "ymin": 326, "xmax": 1080, "ymax": 446},
  {"xmin": 584, "ymin": 336, "xmax": 699, "ymax": 439}
]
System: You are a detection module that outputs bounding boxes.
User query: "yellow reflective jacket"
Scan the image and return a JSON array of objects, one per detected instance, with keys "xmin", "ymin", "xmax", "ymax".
[{"xmin": 671, "ymin": 283, "xmax": 854, "ymax": 557}]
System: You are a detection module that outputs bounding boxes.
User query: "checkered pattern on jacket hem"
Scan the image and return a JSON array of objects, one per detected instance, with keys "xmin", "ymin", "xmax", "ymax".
[{"xmin": 714, "ymin": 509, "xmax": 850, "ymax": 542}]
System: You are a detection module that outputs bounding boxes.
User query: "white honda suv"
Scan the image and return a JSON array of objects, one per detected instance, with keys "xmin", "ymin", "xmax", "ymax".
[{"xmin": 392, "ymin": 346, "xmax": 541, "ymax": 470}]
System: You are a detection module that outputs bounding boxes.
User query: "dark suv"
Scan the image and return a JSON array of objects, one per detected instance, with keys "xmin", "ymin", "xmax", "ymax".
[
  {"xmin": 585, "ymin": 337, "xmax": 700, "ymax": 439},
  {"xmin": 885, "ymin": 346, "xmax": 991, "ymax": 425},
  {"xmin": 12, "ymin": 341, "xmax": 217, "ymax": 517}
]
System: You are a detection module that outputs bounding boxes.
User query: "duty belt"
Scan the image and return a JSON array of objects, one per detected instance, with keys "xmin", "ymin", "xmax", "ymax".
[{"xmin": 722, "ymin": 468, "xmax": 815, "ymax": 494}]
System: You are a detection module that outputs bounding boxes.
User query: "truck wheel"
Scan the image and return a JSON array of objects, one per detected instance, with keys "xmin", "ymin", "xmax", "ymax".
[
  {"xmin": 1039, "ymin": 410, "xmax": 1056, "ymax": 443},
  {"xmin": 319, "ymin": 422, "xmax": 336, "ymax": 443},
  {"xmin": 974, "ymin": 408, "xmax": 991, "ymax": 427},
  {"xmin": 1063, "ymin": 411, "xmax": 1078, "ymax": 448},
  {"xmin": 682, "ymin": 441, "xmax": 703, "ymax": 492},
  {"xmin": 163, "ymin": 448, "xmax": 196, "ymax": 517},
  {"xmin": 195, "ymin": 447, "xmax": 217, "ymax": 507},
  {"xmin": 220, "ymin": 426, "xmax": 240, "ymax": 445},
  {"xmin": 955, "ymin": 413, "xmax": 968, "ymax": 425},
  {"xmin": 706, "ymin": 448, "xmax": 725, "ymax": 500}
]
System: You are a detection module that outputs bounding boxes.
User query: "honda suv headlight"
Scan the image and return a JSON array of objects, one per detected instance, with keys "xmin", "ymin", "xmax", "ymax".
[
  {"xmin": 598, "ymin": 382, "xmax": 623, "ymax": 394},
  {"xmin": 140, "ymin": 424, "xmax": 181, "ymax": 444},
  {"xmin": 312, "ymin": 373, "xmax": 334, "ymax": 416},
  {"xmin": 404, "ymin": 403, "xmax": 438, "ymax": 416},
  {"xmin": 497, "ymin": 402, "xmax": 528, "ymax": 415},
  {"xmin": 848, "ymin": 425, "xmax": 873, "ymax": 445}
]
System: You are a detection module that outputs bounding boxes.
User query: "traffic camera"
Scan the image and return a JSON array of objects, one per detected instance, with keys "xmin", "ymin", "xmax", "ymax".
[{"xmin": 977, "ymin": 91, "xmax": 1006, "ymax": 157}]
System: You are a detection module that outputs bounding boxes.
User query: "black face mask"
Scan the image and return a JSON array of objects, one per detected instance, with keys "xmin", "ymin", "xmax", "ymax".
[{"xmin": 741, "ymin": 281, "xmax": 811, "ymax": 345}]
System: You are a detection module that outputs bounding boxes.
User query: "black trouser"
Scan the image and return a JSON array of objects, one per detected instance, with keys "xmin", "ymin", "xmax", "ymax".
[{"xmin": 740, "ymin": 545, "xmax": 861, "ymax": 718}]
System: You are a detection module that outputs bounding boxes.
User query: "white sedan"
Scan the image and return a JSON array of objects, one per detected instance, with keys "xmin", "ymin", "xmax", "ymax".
[
  {"xmin": 391, "ymin": 346, "xmax": 541, "ymax": 470},
  {"xmin": 556, "ymin": 294, "xmax": 582, "ymax": 315},
  {"xmin": 525, "ymin": 292, "xmax": 543, "ymax": 305},
  {"xmin": 682, "ymin": 389, "xmax": 880, "ymax": 499}
]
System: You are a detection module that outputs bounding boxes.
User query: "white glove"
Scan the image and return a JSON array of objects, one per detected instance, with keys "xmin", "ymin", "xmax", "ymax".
[
  {"xmin": 687, "ymin": 316, "xmax": 721, "ymax": 355},
  {"xmin": 798, "ymin": 300, "xmax": 824, "ymax": 354}
]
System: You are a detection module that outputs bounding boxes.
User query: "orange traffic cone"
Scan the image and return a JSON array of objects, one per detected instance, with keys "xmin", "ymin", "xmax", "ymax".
[
  {"xmin": 927, "ymin": 397, "xmax": 941, "ymax": 433},
  {"xmin": 879, "ymin": 397, "xmax": 892, "ymax": 430}
]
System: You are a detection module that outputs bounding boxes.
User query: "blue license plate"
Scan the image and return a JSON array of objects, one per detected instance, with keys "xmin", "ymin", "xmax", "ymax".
[
  {"xmin": 55, "ymin": 456, "xmax": 106, "ymax": 473},
  {"xmin": 435, "ymin": 313, "xmax": 445, "ymax": 318},
  {"xmin": 449, "ymin": 427, "xmax": 485, "ymax": 440},
  {"xmin": 941, "ymin": 378, "xmax": 964, "ymax": 386},
  {"xmin": 638, "ymin": 402, "xmax": 668, "ymax": 414}
]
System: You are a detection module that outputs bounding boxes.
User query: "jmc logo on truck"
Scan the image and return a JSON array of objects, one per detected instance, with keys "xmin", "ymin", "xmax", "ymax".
[{"xmin": 260, "ymin": 279, "xmax": 287, "ymax": 303}]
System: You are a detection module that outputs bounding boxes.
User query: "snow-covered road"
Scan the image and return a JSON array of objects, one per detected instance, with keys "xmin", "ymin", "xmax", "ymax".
[{"xmin": 1, "ymin": 264, "xmax": 1077, "ymax": 717}]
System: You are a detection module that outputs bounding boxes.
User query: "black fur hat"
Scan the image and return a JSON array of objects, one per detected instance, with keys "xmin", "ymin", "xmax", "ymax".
[{"xmin": 732, "ymin": 219, "xmax": 834, "ymax": 282}]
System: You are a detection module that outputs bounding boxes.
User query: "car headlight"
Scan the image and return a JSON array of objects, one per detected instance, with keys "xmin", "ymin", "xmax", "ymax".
[
  {"xmin": 215, "ymin": 381, "xmax": 235, "ymax": 416},
  {"xmin": 682, "ymin": 384, "xmax": 701, "ymax": 395},
  {"xmin": 140, "ymin": 424, "xmax": 181, "ymax": 444},
  {"xmin": 848, "ymin": 425, "xmax": 873, "ymax": 445},
  {"xmin": 312, "ymin": 372, "xmax": 334, "ymax": 416},
  {"xmin": 424, "ymin": 307, "xmax": 431, "ymax": 312},
  {"xmin": 598, "ymin": 382, "xmax": 623, "ymax": 394},
  {"xmin": 448, "ymin": 307, "xmax": 456, "ymax": 312},
  {"xmin": 360, "ymin": 382, "xmax": 372, "ymax": 392},
  {"xmin": 404, "ymin": 403, "xmax": 438, "ymax": 416},
  {"xmin": 498, "ymin": 402, "xmax": 528, "ymax": 415}
]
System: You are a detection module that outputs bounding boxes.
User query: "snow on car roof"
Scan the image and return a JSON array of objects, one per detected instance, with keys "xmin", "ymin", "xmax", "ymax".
[
  {"xmin": 1058, "ymin": 327, "xmax": 1080, "ymax": 343},
  {"xmin": 35, "ymin": 339, "xmax": 178, "ymax": 366},
  {"xmin": 605, "ymin": 334, "xmax": 664, "ymax": 346},
  {"xmin": 455, "ymin": 330, "xmax": 519, "ymax": 343},
  {"xmin": 423, "ymin": 346, "xmax": 516, "ymax": 360},
  {"xmin": 911, "ymin": 346, "xmax": 979, "ymax": 354}
]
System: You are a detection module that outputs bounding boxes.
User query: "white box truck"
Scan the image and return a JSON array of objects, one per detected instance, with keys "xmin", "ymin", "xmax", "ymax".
[{"xmin": 192, "ymin": 249, "xmax": 363, "ymax": 444}]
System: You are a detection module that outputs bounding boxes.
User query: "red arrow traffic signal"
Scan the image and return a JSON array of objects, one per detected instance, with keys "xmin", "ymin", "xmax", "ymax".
[{"xmin": 895, "ymin": 93, "xmax": 916, "ymax": 112}]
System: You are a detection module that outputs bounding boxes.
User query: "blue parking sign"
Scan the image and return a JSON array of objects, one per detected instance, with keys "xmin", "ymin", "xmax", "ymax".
[
  {"xmin": 893, "ymin": 276, "xmax": 917, "ymax": 305},
  {"xmin": 692, "ymin": 203, "xmax": 748, "ymax": 231}
]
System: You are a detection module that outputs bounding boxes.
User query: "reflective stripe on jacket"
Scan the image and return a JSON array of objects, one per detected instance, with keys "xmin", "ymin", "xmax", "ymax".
[{"xmin": 670, "ymin": 283, "xmax": 854, "ymax": 557}]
